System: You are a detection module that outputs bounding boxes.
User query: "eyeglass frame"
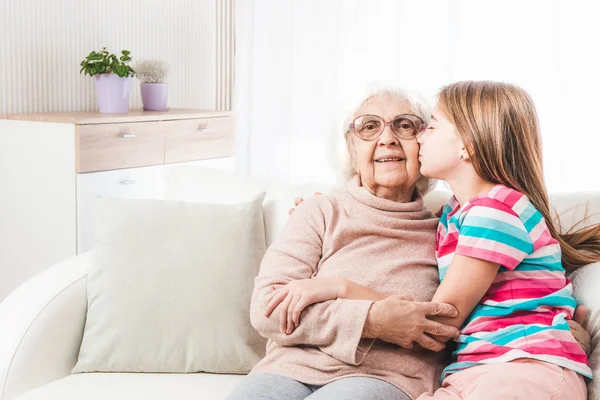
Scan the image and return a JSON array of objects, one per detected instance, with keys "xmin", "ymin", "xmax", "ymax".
[{"xmin": 346, "ymin": 114, "xmax": 427, "ymax": 141}]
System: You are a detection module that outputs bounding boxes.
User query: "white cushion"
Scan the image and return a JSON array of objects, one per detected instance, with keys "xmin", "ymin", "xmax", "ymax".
[
  {"xmin": 15, "ymin": 372, "xmax": 246, "ymax": 400},
  {"xmin": 570, "ymin": 262, "xmax": 600, "ymax": 398},
  {"xmin": 165, "ymin": 166, "xmax": 335, "ymax": 246},
  {"xmin": 72, "ymin": 195, "xmax": 267, "ymax": 374}
]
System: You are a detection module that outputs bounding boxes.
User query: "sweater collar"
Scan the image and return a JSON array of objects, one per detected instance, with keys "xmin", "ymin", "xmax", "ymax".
[{"xmin": 344, "ymin": 175, "xmax": 426, "ymax": 212}]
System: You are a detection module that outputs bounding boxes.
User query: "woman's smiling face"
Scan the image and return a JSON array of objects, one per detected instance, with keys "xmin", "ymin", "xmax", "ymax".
[{"xmin": 348, "ymin": 94, "xmax": 423, "ymax": 201}]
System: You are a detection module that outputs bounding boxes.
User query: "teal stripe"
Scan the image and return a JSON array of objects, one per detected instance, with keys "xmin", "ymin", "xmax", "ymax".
[
  {"xmin": 528, "ymin": 253, "xmax": 561, "ymax": 263},
  {"xmin": 438, "ymin": 265, "xmax": 449, "ymax": 281},
  {"xmin": 461, "ymin": 324, "xmax": 569, "ymax": 349},
  {"xmin": 519, "ymin": 203, "xmax": 537, "ymax": 227},
  {"xmin": 441, "ymin": 362, "xmax": 479, "ymax": 381},
  {"xmin": 460, "ymin": 226, "xmax": 533, "ymax": 254},
  {"xmin": 463, "ymin": 216, "xmax": 532, "ymax": 244},
  {"xmin": 516, "ymin": 261, "xmax": 565, "ymax": 273},
  {"xmin": 499, "ymin": 258, "xmax": 564, "ymax": 273},
  {"xmin": 523, "ymin": 209, "xmax": 543, "ymax": 232},
  {"xmin": 466, "ymin": 295, "xmax": 577, "ymax": 319}
]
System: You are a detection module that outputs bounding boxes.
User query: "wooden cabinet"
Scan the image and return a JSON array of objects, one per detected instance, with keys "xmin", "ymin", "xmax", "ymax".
[{"xmin": 0, "ymin": 109, "xmax": 234, "ymax": 300}]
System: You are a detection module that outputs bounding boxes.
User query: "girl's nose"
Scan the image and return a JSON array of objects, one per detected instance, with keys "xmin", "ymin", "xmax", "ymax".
[{"xmin": 416, "ymin": 129, "xmax": 425, "ymax": 144}]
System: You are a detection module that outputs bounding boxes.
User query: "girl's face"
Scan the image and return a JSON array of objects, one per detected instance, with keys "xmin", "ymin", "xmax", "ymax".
[{"xmin": 416, "ymin": 103, "xmax": 466, "ymax": 181}]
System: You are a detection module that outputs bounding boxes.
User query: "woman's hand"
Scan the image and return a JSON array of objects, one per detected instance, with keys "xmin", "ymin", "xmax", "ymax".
[
  {"xmin": 264, "ymin": 277, "xmax": 344, "ymax": 334},
  {"xmin": 288, "ymin": 192, "xmax": 322, "ymax": 215},
  {"xmin": 363, "ymin": 295, "xmax": 460, "ymax": 352},
  {"xmin": 569, "ymin": 305, "xmax": 591, "ymax": 355}
]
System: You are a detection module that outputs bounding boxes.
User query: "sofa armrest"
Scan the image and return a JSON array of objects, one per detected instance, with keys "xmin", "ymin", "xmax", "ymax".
[{"xmin": 0, "ymin": 252, "xmax": 91, "ymax": 400}]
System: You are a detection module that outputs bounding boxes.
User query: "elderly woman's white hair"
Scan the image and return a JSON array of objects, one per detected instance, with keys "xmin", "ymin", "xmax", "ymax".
[{"xmin": 331, "ymin": 83, "xmax": 436, "ymax": 195}]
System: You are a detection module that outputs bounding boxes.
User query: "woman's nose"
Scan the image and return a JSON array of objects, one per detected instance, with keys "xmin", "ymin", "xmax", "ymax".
[{"xmin": 377, "ymin": 125, "xmax": 398, "ymax": 146}]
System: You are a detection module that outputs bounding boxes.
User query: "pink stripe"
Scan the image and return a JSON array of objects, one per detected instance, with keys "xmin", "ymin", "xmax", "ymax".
[
  {"xmin": 502, "ymin": 190, "xmax": 524, "ymax": 208},
  {"xmin": 465, "ymin": 310, "xmax": 543, "ymax": 328},
  {"xmin": 456, "ymin": 246, "xmax": 520, "ymax": 270},
  {"xmin": 491, "ymin": 186, "xmax": 510, "ymax": 202},
  {"xmin": 488, "ymin": 278, "xmax": 567, "ymax": 293},
  {"xmin": 437, "ymin": 237, "xmax": 459, "ymax": 258},
  {"xmin": 463, "ymin": 197, "xmax": 518, "ymax": 217},
  {"xmin": 505, "ymin": 327, "xmax": 578, "ymax": 348},
  {"xmin": 521, "ymin": 344, "xmax": 589, "ymax": 364},
  {"xmin": 483, "ymin": 287, "xmax": 565, "ymax": 303},
  {"xmin": 492, "ymin": 269, "xmax": 565, "ymax": 283},
  {"xmin": 533, "ymin": 228, "xmax": 556, "ymax": 251},
  {"xmin": 457, "ymin": 236, "xmax": 526, "ymax": 261},
  {"xmin": 459, "ymin": 344, "xmax": 513, "ymax": 362},
  {"xmin": 463, "ymin": 313, "xmax": 556, "ymax": 334}
]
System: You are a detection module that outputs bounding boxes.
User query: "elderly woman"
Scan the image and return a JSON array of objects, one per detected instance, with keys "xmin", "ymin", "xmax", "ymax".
[{"xmin": 225, "ymin": 88, "xmax": 460, "ymax": 400}]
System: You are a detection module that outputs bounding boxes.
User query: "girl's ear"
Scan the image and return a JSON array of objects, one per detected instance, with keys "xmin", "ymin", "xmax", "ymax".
[{"xmin": 459, "ymin": 146, "xmax": 471, "ymax": 161}]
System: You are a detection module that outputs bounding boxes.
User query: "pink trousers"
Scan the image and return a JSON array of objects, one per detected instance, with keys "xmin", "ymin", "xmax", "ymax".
[{"xmin": 417, "ymin": 359, "xmax": 587, "ymax": 400}]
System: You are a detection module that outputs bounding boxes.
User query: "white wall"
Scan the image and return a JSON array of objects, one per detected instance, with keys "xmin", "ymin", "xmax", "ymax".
[
  {"xmin": 0, "ymin": 0, "xmax": 234, "ymax": 114},
  {"xmin": 235, "ymin": 0, "xmax": 600, "ymax": 192}
]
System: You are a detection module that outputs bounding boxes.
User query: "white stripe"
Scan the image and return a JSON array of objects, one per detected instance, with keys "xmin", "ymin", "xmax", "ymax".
[
  {"xmin": 436, "ymin": 252, "xmax": 454, "ymax": 269},
  {"xmin": 512, "ymin": 195, "xmax": 530, "ymax": 215},
  {"xmin": 458, "ymin": 236, "xmax": 528, "ymax": 260},
  {"xmin": 463, "ymin": 206, "xmax": 524, "ymax": 229},
  {"xmin": 528, "ymin": 243, "xmax": 561, "ymax": 259}
]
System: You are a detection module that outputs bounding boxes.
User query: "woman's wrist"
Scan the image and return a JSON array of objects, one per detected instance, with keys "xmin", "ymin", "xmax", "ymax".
[{"xmin": 362, "ymin": 301, "xmax": 382, "ymax": 339}]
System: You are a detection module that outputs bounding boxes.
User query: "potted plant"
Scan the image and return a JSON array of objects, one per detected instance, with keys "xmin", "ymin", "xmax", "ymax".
[
  {"xmin": 135, "ymin": 59, "xmax": 170, "ymax": 111},
  {"xmin": 80, "ymin": 47, "xmax": 136, "ymax": 113}
]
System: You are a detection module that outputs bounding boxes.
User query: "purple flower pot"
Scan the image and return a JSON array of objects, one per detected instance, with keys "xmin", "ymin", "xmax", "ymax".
[
  {"xmin": 94, "ymin": 74, "xmax": 132, "ymax": 113},
  {"xmin": 140, "ymin": 82, "xmax": 169, "ymax": 111}
]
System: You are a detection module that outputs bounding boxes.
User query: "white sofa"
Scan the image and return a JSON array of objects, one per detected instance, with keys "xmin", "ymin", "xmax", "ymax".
[{"xmin": 1, "ymin": 171, "xmax": 600, "ymax": 400}]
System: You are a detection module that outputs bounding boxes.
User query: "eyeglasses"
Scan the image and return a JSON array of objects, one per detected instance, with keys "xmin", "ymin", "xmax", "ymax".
[{"xmin": 347, "ymin": 114, "xmax": 426, "ymax": 141}]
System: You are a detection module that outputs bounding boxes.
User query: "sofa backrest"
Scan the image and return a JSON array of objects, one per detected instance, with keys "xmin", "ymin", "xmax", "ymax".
[{"xmin": 165, "ymin": 166, "xmax": 600, "ymax": 247}]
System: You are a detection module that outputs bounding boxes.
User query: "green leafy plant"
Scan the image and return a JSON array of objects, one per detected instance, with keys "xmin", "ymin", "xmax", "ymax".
[{"xmin": 80, "ymin": 47, "xmax": 136, "ymax": 78}]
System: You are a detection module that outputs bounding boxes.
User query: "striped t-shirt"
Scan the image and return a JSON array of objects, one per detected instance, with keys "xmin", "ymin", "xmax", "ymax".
[{"xmin": 436, "ymin": 184, "xmax": 592, "ymax": 379}]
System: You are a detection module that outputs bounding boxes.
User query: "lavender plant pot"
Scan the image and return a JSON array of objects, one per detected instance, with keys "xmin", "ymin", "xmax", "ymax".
[
  {"xmin": 94, "ymin": 74, "xmax": 132, "ymax": 113},
  {"xmin": 140, "ymin": 82, "xmax": 169, "ymax": 111}
]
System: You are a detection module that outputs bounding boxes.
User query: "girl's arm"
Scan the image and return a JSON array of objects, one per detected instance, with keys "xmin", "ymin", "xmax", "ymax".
[
  {"xmin": 339, "ymin": 279, "xmax": 389, "ymax": 301},
  {"xmin": 428, "ymin": 255, "xmax": 500, "ymax": 334}
]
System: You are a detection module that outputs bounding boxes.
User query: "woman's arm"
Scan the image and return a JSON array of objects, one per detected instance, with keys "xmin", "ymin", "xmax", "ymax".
[
  {"xmin": 266, "ymin": 276, "xmax": 461, "ymax": 351},
  {"xmin": 250, "ymin": 196, "xmax": 375, "ymax": 366}
]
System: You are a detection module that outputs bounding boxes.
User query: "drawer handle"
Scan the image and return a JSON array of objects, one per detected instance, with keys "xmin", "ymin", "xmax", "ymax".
[
  {"xmin": 196, "ymin": 125, "xmax": 215, "ymax": 133},
  {"xmin": 119, "ymin": 179, "xmax": 137, "ymax": 185},
  {"xmin": 119, "ymin": 133, "xmax": 136, "ymax": 139}
]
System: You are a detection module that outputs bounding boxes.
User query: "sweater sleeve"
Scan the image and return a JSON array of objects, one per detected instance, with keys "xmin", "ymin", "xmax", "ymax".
[{"xmin": 249, "ymin": 196, "xmax": 375, "ymax": 366}]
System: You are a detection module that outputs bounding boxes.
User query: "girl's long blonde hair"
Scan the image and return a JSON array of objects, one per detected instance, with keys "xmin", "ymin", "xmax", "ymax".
[{"xmin": 438, "ymin": 80, "xmax": 600, "ymax": 272}]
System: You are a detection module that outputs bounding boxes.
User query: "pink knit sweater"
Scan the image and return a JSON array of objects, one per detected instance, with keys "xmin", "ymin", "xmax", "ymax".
[{"xmin": 249, "ymin": 177, "xmax": 446, "ymax": 399}]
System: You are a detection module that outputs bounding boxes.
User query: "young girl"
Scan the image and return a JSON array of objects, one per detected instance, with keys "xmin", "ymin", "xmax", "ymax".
[
  {"xmin": 413, "ymin": 81, "xmax": 596, "ymax": 398},
  {"xmin": 268, "ymin": 81, "xmax": 599, "ymax": 399}
]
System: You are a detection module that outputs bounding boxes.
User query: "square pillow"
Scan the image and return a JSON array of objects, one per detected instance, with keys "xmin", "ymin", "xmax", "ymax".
[{"xmin": 72, "ymin": 193, "xmax": 267, "ymax": 373}]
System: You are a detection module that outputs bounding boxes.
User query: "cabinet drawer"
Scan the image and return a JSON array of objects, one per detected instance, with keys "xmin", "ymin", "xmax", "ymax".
[
  {"xmin": 165, "ymin": 117, "xmax": 234, "ymax": 164},
  {"xmin": 77, "ymin": 121, "xmax": 166, "ymax": 173}
]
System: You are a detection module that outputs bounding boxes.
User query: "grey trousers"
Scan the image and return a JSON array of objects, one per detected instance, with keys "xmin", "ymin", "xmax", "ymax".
[{"xmin": 224, "ymin": 373, "xmax": 411, "ymax": 400}]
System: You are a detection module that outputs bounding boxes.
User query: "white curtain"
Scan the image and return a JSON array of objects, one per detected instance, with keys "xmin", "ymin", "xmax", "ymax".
[{"xmin": 234, "ymin": 0, "xmax": 600, "ymax": 191}]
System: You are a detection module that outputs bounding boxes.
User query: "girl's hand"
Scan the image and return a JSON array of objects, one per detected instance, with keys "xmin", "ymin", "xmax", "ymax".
[
  {"xmin": 288, "ymin": 192, "xmax": 322, "ymax": 215},
  {"xmin": 264, "ymin": 277, "xmax": 345, "ymax": 334}
]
